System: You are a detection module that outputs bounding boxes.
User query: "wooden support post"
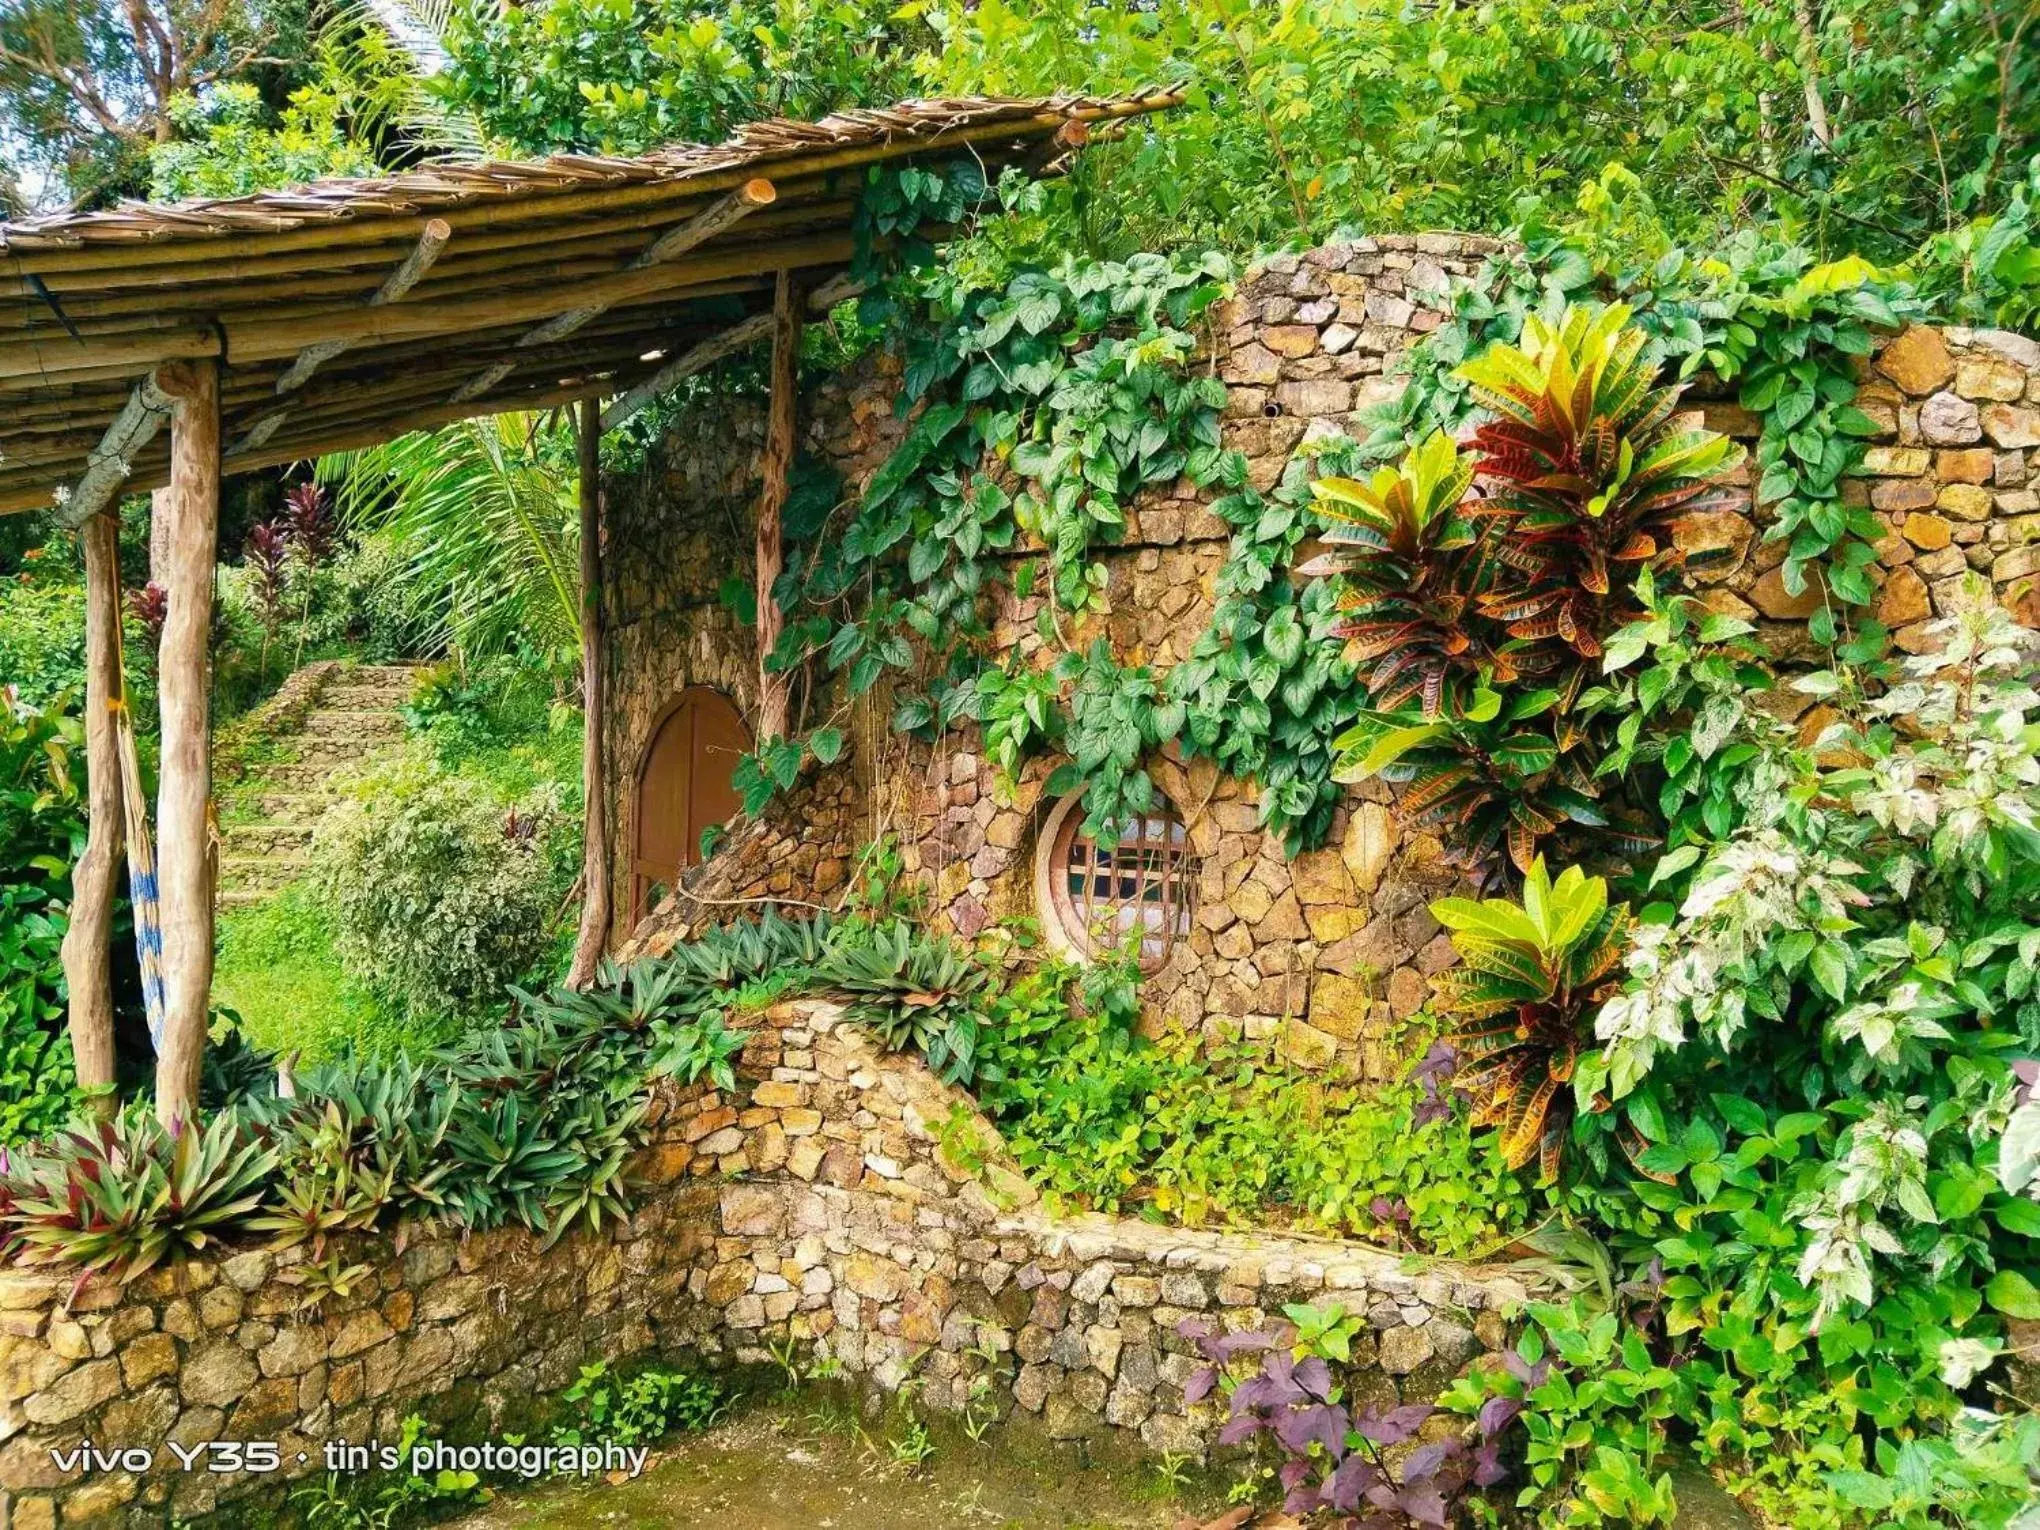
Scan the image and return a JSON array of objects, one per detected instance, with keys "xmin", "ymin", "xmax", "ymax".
[
  {"xmin": 152, "ymin": 359, "xmax": 219, "ymax": 1128},
  {"xmin": 58, "ymin": 512, "xmax": 123, "ymax": 1113},
  {"xmin": 756, "ymin": 268, "xmax": 798, "ymax": 742},
  {"xmin": 566, "ymin": 397, "xmax": 610, "ymax": 988}
]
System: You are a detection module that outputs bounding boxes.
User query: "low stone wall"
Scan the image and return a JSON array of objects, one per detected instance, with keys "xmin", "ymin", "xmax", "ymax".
[{"xmin": 0, "ymin": 1001, "xmax": 1537, "ymax": 1527}]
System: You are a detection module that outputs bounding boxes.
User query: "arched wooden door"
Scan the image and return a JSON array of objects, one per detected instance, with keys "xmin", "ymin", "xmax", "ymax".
[{"xmin": 632, "ymin": 687, "xmax": 751, "ymax": 923}]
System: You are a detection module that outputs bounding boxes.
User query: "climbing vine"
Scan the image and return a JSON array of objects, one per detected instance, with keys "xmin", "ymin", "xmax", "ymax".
[{"xmin": 734, "ymin": 168, "xmax": 1928, "ymax": 861}]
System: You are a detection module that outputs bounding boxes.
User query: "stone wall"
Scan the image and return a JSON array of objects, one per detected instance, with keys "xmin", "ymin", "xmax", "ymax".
[
  {"xmin": 0, "ymin": 1001, "xmax": 1537, "ymax": 1528},
  {"xmin": 606, "ymin": 237, "xmax": 2040, "ymax": 1078}
]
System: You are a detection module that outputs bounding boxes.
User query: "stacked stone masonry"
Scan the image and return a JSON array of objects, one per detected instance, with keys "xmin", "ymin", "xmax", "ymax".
[
  {"xmin": 0, "ymin": 1001, "xmax": 1539, "ymax": 1528},
  {"xmin": 609, "ymin": 235, "xmax": 2040, "ymax": 1079}
]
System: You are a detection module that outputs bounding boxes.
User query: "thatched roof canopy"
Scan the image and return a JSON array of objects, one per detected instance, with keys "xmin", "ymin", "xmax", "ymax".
[{"xmin": 0, "ymin": 90, "xmax": 1176, "ymax": 518}]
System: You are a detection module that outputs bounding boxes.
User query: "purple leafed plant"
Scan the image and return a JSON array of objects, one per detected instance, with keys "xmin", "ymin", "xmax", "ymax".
[
  {"xmin": 283, "ymin": 481, "xmax": 337, "ymax": 571},
  {"xmin": 246, "ymin": 519, "xmax": 290, "ymax": 636},
  {"xmin": 127, "ymin": 581, "xmax": 169, "ymax": 645},
  {"xmin": 1409, "ymin": 1040, "xmax": 1467, "ymax": 1129},
  {"xmin": 1180, "ymin": 1312, "xmax": 1521, "ymax": 1528}
]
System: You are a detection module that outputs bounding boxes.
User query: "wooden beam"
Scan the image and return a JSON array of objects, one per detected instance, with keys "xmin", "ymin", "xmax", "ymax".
[
  {"xmin": 757, "ymin": 269, "xmax": 799, "ymax": 742},
  {"xmin": 55, "ymin": 371, "xmax": 178, "ymax": 527},
  {"xmin": 566, "ymin": 397, "xmax": 610, "ymax": 989},
  {"xmin": 151, "ymin": 359, "xmax": 219, "ymax": 1128},
  {"xmin": 58, "ymin": 512, "xmax": 123, "ymax": 1114},
  {"xmin": 0, "ymin": 228, "xmax": 858, "ymax": 385},
  {"xmin": 274, "ymin": 218, "xmax": 452, "ymax": 394},
  {"xmin": 601, "ymin": 270, "xmax": 860, "ymax": 433},
  {"xmin": 513, "ymin": 179, "xmax": 776, "ymax": 350},
  {"xmin": 449, "ymin": 361, "xmax": 516, "ymax": 404},
  {"xmin": 447, "ymin": 180, "xmax": 776, "ymax": 400}
]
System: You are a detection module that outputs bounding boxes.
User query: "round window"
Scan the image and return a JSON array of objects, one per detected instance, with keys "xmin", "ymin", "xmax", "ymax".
[{"xmin": 1034, "ymin": 791, "xmax": 1196, "ymax": 972}]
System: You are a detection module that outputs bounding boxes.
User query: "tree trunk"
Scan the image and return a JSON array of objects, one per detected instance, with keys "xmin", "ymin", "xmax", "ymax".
[
  {"xmin": 149, "ymin": 486, "xmax": 171, "ymax": 583},
  {"xmin": 1793, "ymin": 0, "xmax": 1834, "ymax": 149},
  {"xmin": 59, "ymin": 512, "xmax": 124, "ymax": 1115},
  {"xmin": 151, "ymin": 359, "xmax": 219, "ymax": 1128},
  {"xmin": 756, "ymin": 268, "xmax": 799, "ymax": 741},
  {"xmin": 566, "ymin": 397, "xmax": 611, "ymax": 990}
]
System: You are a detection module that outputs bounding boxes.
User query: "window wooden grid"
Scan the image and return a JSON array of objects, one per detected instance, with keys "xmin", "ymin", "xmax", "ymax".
[{"xmin": 1048, "ymin": 802, "xmax": 1194, "ymax": 971}]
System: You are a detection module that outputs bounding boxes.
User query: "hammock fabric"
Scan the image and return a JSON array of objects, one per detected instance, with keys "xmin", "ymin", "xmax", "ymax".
[{"xmin": 113, "ymin": 682, "xmax": 166, "ymax": 1053}]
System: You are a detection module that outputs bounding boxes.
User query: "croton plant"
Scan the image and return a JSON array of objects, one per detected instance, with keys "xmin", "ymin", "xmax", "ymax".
[{"xmin": 1304, "ymin": 302, "xmax": 1746, "ymax": 879}]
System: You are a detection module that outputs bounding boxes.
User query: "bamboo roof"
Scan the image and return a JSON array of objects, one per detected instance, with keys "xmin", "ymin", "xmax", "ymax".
[{"xmin": 0, "ymin": 90, "xmax": 1178, "ymax": 518}]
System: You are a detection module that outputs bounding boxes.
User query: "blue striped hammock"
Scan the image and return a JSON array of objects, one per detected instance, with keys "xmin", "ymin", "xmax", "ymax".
[{"xmin": 112, "ymin": 684, "xmax": 166, "ymax": 1053}]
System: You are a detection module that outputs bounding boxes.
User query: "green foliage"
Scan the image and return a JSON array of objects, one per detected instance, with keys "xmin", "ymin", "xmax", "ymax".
[
  {"xmin": 436, "ymin": 0, "xmax": 917, "ymax": 157},
  {"xmin": 552, "ymin": 1361, "xmax": 726, "ymax": 1447},
  {"xmin": 1447, "ymin": 1298, "xmax": 1682, "ymax": 1528},
  {"xmin": 213, "ymin": 883, "xmax": 427, "ymax": 1065},
  {"xmin": 1169, "ymin": 442, "xmax": 1371, "ymax": 855},
  {"xmin": 1829, "ymin": 1411, "xmax": 2040, "ymax": 1530},
  {"xmin": 325, "ymin": 415, "xmax": 584, "ymax": 670},
  {"xmin": 911, "ymin": 0, "xmax": 2040, "ymax": 273},
  {"xmin": 289, "ymin": 1414, "xmax": 489, "ymax": 1530},
  {"xmin": 312, "ymin": 758, "xmax": 573, "ymax": 1022},
  {"xmin": 969, "ymin": 953, "xmax": 1532, "ymax": 1257},
  {"xmin": 1428, "ymin": 860, "xmax": 1631, "ymax": 1181},
  {"xmin": 0, "ymin": 580, "xmax": 89, "ymax": 709},
  {"xmin": 816, "ymin": 917, "xmax": 989, "ymax": 1084},
  {"xmin": 148, "ymin": 81, "xmax": 377, "ymax": 200},
  {"xmin": 1645, "ymin": 244, "xmax": 1910, "ymax": 634},
  {"xmin": 0, "ymin": 691, "xmax": 85, "ymax": 1142},
  {"xmin": 1533, "ymin": 591, "xmax": 2040, "ymax": 1526}
]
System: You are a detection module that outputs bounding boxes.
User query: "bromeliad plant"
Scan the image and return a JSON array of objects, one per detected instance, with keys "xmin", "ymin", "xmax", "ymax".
[
  {"xmin": 0, "ymin": 1110, "xmax": 276, "ymax": 1285},
  {"xmin": 1427, "ymin": 858, "xmax": 1631, "ymax": 1181},
  {"xmin": 1305, "ymin": 302, "xmax": 1745, "ymax": 880}
]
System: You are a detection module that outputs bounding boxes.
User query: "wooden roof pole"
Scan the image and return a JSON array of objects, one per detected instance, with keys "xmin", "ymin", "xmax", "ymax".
[
  {"xmin": 756, "ymin": 267, "xmax": 799, "ymax": 742},
  {"xmin": 58, "ymin": 512, "xmax": 124, "ymax": 1115},
  {"xmin": 55, "ymin": 370, "xmax": 179, "ymax": 528},
  {"xmin": 447, "ymin": 180, "xmax": 774, "ymax": 401},
  {"xmin": 519, "ymin": 180, "xmax": 774, "ymax": 347},
  {"xmin": 151, "ymin": 358, "xmax": 220, "ymax": 1128},
  {"xmin": 601, "ymin": 270, "xmax": 859, "ymax": 433},
  {"xmin": 276, "ymin": 220, "xmax": 452, "ymax": 392},
  {"xmin": 566, "ymin": 396, "xmax": 609, "ymax": 990},
  {"xmin": 231, "ymin": 220, "xmax": 453, "ymax": 457},
  {"xmin": 0, "ymin": 230, "xmax": 859, "ymax": 387}
]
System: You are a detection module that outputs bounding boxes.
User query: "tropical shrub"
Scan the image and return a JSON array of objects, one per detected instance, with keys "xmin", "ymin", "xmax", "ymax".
[
  {"xmin": 817, "ymin": 917, "xmax": 991, "ymax": 1084},
  {"xmin": 1306, "ymin": 303, "xmax": 1744, "ymax": 878},
  {"xmin": 0, "ymin": 579, "xmax": 87, "ymax": 707},
  {"xmin": 313, "ymin": 760, "xmax": 570, "ymax": 1021},
  {"xmin": 1509, "ymin": 589, "xmax": 2040, "ymax": 1525},
  {"xmin": 1427, "ymin": 858, "xmax": 1631, "ymax": 1182},
  {"xmin": 0, "ymin": 690, "xmax": 85, "ymax": 1142},
  {"xmin": 967, "ymin": 953, "xmax": 1533, "ymax": 1257}
]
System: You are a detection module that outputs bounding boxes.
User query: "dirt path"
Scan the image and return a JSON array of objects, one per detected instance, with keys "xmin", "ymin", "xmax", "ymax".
[{"xmin": 446, "ymin": 1400, "xmax": 1227, "ymax": 1530}]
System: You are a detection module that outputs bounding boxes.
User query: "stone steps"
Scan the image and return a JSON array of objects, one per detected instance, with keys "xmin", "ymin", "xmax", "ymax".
[{"xmin": 215, "ymin": 661, "xmax": 422, "ymax": 910}]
